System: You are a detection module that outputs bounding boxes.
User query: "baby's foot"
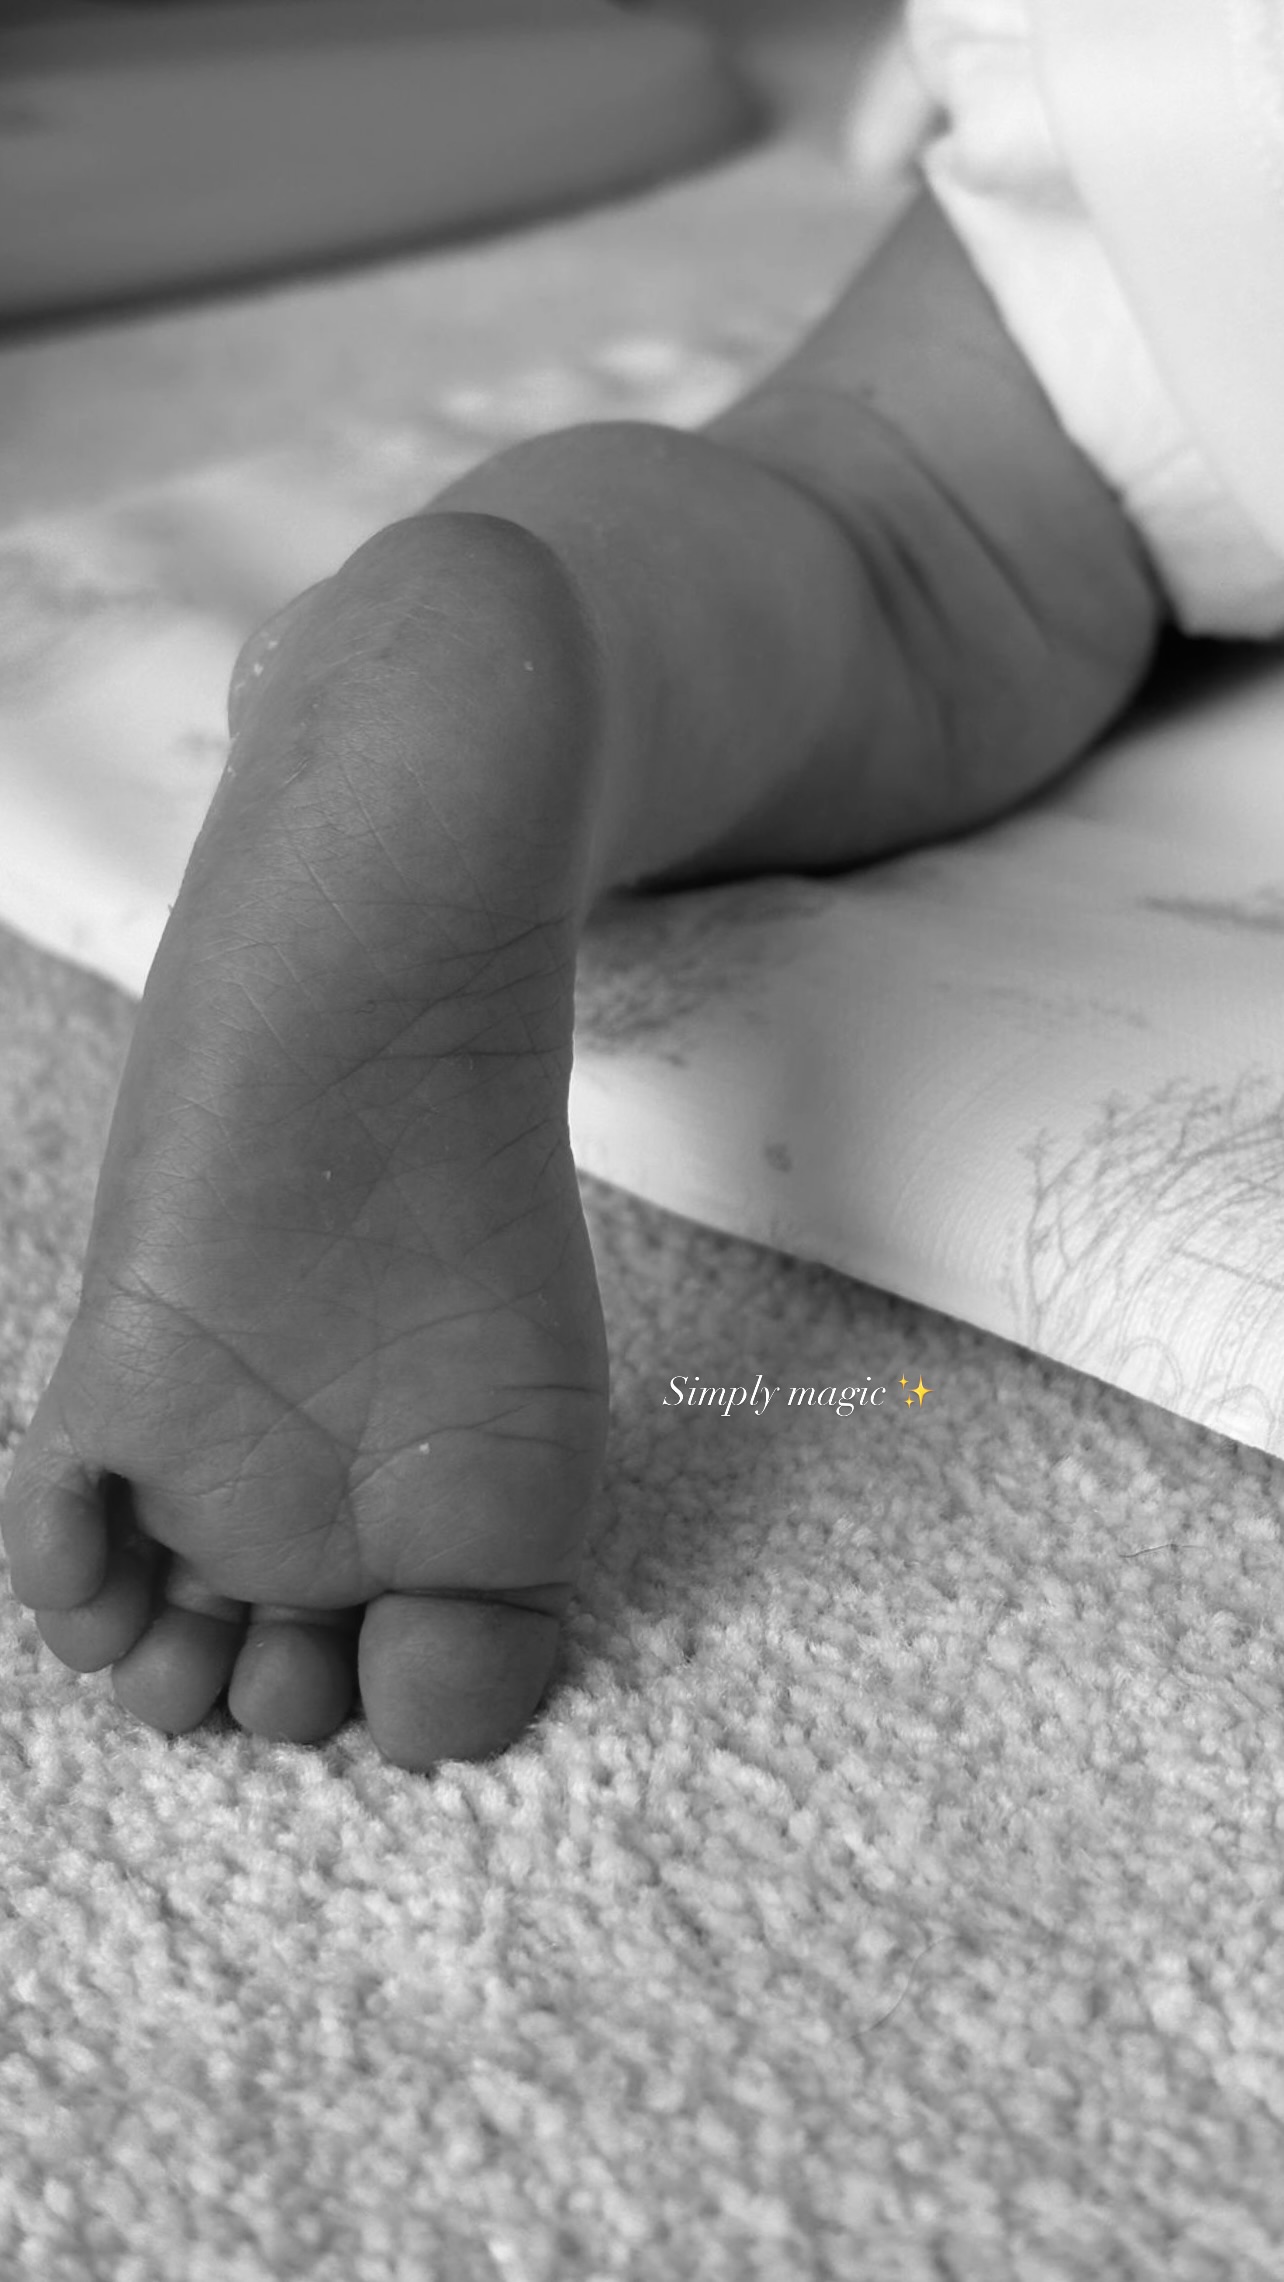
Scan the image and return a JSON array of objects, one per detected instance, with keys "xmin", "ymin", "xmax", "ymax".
[{"xmin": 1, "ymin": 514, "xmax": 610, "ymax": 1769}]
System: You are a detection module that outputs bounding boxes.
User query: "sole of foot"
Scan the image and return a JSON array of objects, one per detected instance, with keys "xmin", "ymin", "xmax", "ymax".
[{"xmin": 1, "ymin": 512, "xmax": 611, "ymax": 1770}]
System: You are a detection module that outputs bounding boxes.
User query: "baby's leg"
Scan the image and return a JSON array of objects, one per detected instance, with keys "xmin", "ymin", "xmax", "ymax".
[{"xmin": 0, "ymin": 196, "xmax": 1162, "ymax": 1769}]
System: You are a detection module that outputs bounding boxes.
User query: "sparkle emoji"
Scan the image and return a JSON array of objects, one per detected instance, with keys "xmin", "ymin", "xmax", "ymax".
[{"xmin": 900, "ymin": 1375, "xmax": 931, "ymax": 1408}]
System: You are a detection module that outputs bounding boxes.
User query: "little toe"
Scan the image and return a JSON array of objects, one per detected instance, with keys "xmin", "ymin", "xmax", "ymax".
[
  {"xmin": 2, "ymin": 1412, "xmax": 113, "ymax": 1610},
  {"xmin": 227, "ymin": 1606, "xmax": 360, "ymax": 1745},
  {"xmin": 358, "ymin": 1590, "xmax": 566, "ymax": 1772},
  {"xmin": 31, "ymin": 1473, "xmax": 160, "ymax": 1670},
  {"xmin": 35, "ymin": 1528, "xmax": 160, "ymax": 1672}
]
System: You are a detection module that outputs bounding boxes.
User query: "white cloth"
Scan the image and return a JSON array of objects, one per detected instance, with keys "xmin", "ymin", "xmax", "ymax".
[{"xmin": 907, "ymin": 0, "xmax": 1284, "ymax": 639}]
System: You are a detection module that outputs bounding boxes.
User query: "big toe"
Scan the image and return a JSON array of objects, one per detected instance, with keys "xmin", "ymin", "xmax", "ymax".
[{"xmin": 357, "ymin": 1590, "xmax": 566, "ymax": 1771}]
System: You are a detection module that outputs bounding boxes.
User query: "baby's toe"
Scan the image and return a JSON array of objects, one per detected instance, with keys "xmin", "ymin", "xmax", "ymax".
[
  {"xmin": 227, "ymin": 1606, "xmax": 359, "ymax": 1745},
  {"xmin": 34, "ymin": 1519, "xmax": 159, "ymax": 1671},
  {"xmin": 111, "ymin": 1561, "xmax": 247, "ymax": 1735},
  {"xmin": 357, "ymin": 1590, "xmax": 566, "ymax": 1772},
  {"xmin": 1, "ymin": 1406, "xmax": 113, "ymax": 1610}
]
